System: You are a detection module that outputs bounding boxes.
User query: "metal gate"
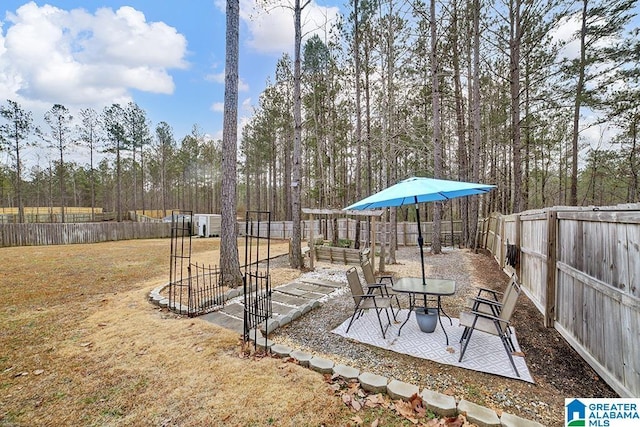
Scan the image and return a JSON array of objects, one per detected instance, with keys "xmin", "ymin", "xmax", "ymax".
[
  {"xmin": 168, "ymin": 210, "xmax": 225, "ymax": 316},
  {"xmin": 243, "ymin": 211, "xmax": 272, "ymax": 347}
]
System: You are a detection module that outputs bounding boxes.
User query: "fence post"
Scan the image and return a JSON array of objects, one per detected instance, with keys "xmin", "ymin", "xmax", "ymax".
[
  {"xmin": 308, "ymin": 214, "xmax": 315, "ymax": 269},
  {"xmin": 545, "ymin": 209, "xmax": 557, "ymax": 328},
  {"xmin": 514, "ymin": 214, "xmax": 521, "ymax": 279},
  {"xmin": 499, "ymin": 216, "xmax": 506, "ymax": 269}
]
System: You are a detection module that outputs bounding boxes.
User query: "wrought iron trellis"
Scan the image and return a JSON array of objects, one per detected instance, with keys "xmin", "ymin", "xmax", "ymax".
[
  {"xmin": 243, "ymin": 210, "xmax": 272, "ymax": 348},
  {"xmin": 168, "ymin": 210, "xmax": 225, "ymax": 316}
]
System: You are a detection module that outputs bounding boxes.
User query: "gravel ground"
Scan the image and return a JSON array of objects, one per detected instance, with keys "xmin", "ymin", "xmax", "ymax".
[{"xmin": 269, "ymin": 247, "xmax": 617, "ymax": 427}]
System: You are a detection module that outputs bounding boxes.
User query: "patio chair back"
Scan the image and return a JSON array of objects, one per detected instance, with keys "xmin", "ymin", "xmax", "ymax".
[
  {"xmin": 466, "ymin": 280, "xmax": 520, "ymax": 335},
  {"xmin": 359, "ymin": 259, "xmax": 400, "ymax": 317},
  {"xmin": 499, "ymin": 274, "xmax": 519, "ymax": 309},
  {"xmin": 346, "ymin": 267, "xmax": 365, "ymax": 306},
  {"xmin": 470, "ymin": 273, "xmax": 518, "ymax": 317},
  {"xmin": 497, "ymin": 279, "xmax": 520, "ymax": 330},
  {"xmin": 360, "ymin": 259, "xmax": 376, "ymax": 285}
]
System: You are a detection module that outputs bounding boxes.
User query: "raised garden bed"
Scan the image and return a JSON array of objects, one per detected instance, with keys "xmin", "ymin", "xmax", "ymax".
[{"xmin": 314, "ymin": 246, "xmax": 362, "ymax": 265}]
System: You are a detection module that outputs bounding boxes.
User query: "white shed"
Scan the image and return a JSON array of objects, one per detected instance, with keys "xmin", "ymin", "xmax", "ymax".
[{"xmin": 194, "ymin": 214, "xmax": 221, "ymax": 237}]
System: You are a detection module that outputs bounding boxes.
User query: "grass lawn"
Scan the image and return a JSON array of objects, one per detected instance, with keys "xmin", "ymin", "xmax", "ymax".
[{"xmin": 0, "ymin": 238, "xmax": 441, "ymax": 426}]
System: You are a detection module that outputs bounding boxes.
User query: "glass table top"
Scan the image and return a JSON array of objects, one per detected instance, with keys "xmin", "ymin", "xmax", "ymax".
[{"xmin": 392, "ymin": 277, "xmax": 456, "ymax": 296}]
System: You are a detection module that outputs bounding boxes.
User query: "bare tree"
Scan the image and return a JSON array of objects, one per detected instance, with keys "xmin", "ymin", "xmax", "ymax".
[
  {"xmin": 220, "ymin": 0, "xmax": 243, "ymax": 286},
  {"xmin": 153, "ymin": 122, "xmax": 176, "ymax": 217},
  {"xmin": 0, "ymin": 100, "xmax": 35, "ymax": 223},
  {"xmin": 78, "ymin": 108, "xmax": 101, "ymax": 221},
  {"xmin": 430, "ymin": 0, "xmax": 443, "ymax": 254},
  {"xmin": 290, "ymin": 0, "xmax": 311, "ymax": 269},
  {"xmin": 41, "ymin": 104, "xmax": 75, "ymax": 223},
  {"xmin": 469, "ymin": 0, "xmax": 482, "ymax": 248},
  {"xmin": 102, "ymin": 104, "xmax": 128, "ymax": 222},
  {"xmin": 509, "ymin": 0, "xmax": 523, "ymax": 213}
]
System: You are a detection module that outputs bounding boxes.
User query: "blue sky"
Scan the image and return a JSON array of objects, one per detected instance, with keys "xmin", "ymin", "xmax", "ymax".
[{"xmin": 0, "ymin": 0, "xmax": 340, "ymax": 163}]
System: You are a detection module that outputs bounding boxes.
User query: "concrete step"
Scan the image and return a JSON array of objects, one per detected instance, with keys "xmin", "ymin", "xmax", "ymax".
[{"xmin": 300, "ymin": 278, "xmax": 344, "ymax": 289}]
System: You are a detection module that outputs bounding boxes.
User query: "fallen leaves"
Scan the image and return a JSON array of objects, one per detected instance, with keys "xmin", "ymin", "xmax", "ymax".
[
  {"xmin": 321, "ymin": 373, "xmax": 477, "ymax": 427},
  {"xmin": 394, "ymin": 393, "xmax": 426, "ymax": 423}
]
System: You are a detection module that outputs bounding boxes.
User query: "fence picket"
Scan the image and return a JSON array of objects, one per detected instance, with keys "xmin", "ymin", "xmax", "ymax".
[
  {"xmin": 480, "ymin": 205, "xmax": 640, "ymax": 398},
  {"xmin": 0, "ymin": 223, "xmax": 172, "ymax": 247}
]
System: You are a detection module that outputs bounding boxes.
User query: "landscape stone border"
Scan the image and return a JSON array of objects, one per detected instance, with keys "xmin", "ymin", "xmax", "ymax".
[
  {"xmin": 148, "ymin": 283, "xmax": 546, "ymax": 427},
  {"xmin": 253, "ymin": 334, "xmax": 545, "ymax": 427}
]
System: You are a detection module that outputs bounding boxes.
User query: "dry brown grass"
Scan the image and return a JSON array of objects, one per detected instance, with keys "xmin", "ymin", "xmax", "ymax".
[{"xmin": 0, "ymin": 238, "xmax": 359, "ymax": 426}]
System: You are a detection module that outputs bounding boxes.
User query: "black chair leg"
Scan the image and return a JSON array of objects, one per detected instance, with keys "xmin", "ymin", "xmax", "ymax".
[
  {"xmin": 501, "ymin": 335, "xmax": 520, "ymax": 377},
  {"xmin": 345, "ymin": 310, "xmax": 359, "ymax": 334},
  {"xmin": 375, "ymin": 308, "xmax": 389, "ymax": 338},
  {"xmin": 458, "ymin": 328, "xmax": 474, "ymax": 362}
]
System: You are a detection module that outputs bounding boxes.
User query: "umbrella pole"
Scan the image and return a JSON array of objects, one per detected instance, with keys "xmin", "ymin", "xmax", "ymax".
[{"xmin": 415, "ymin": 198, "xmax": 426, "ymax": 286}]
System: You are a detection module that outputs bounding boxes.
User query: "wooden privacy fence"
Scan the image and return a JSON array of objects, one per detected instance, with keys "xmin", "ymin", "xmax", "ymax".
[
  {"xmin": 478, "ymin": 205, "xmax": 640, "ymax": 398},
  {"xmin": 0, "ymin": 212, "xmax": 117, "ymax": 223},
  {"xmin": 1, "ymin": 218, "xmax": 460, "ymax": 248},
  {"xmin": 240, "ymin": 218, "xmax": 463, "ymax": 248},
  {"xmin": 0, "ymin": 222, "xmax": 171, "ymax": 247}
]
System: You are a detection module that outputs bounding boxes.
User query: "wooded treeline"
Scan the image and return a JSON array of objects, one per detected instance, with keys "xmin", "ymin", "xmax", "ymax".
[
  {"xmin": 0, "ymin": 101, "xmax": 222, "ymax": 223},
  {"xmin": 242, "ymin": 0, "xmax": 639, "ymax": 241},
  {"xmin": 1, "ymin": 0, "xmax": 638, "ymax": 241}
]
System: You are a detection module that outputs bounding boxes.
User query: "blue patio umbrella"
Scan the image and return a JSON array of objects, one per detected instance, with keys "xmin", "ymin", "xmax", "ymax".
[{"xmin": 343, "ymin": 176, "xmax": 496, "ymax": 284}]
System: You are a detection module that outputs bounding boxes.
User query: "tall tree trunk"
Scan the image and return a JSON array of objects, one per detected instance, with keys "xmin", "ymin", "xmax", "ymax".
[
  {"xmin": 510, "ymin": 0, "xmax": 522, "ymax": 213},
  {"xmin": 431, "ymin": 0, "xmax": 443, "ymax": 254},
  {"xmin": 15, "ymin": 134, "xmax": 24, "ymax": 224},
  {"xmin": 469, "ymin": 0, "xmax": 481, "ymax": 248},
  {"xmin": 354, "ymin": 0, "xmax": 363, "ymax": 200},
  {"xmin": 59, "ymin": 143, "xmax": 65, "ymax": 223},
  {"xmin": 451, "ymin": 0, "xmax": 468, "ymax": 245},
  {"xmin": 570, "ymin": 0, "xmax": 588, "ymax": 206},
  {"xmin": 220, "ymin": 0, "xmax": 242, "ymax": 287},
  {"xmin": 132, "ymin": 145, "xmax": 137, "ymax": 214},
  {"xmin": 365, "ymin": 40, "xmax": 373, "ymax": 196},
  {"xmin": 289, "ymin": 0, "xmax": 308, "ymax": 269},
  {"xmin": 630, "ymin": 119, "xmax": 638, "ymax": 201},
  {"xmin": 116, "ymin": 142, "xmax": 122, "ymax": 222}
]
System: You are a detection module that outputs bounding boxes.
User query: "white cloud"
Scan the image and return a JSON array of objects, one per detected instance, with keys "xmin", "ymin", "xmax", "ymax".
[
  {"xmin": 211, "ymin": 95, "xmax": 252, "ymax": 114},
  {"xmin": 241, "ymin": 97, "xmax": 253, "ymax": 112},
  {"xmin": 211, "ymin": 102, "xmax": 225, "ymax": 113},
  {"xmin": 552, "ymin": 15, "xmax": 581, "ymax": 61},
  {"xmin": 207, "ymin": 71, "xmax": 226, "ymax": 84},
  {"xmin": 206, "ymin": 70, "xmax": 250, "ymax": 92},
  {"xmin": 0, "ymin": 2, "xmax": 188, "ymax": 106},
  {"xmin": 237, "ymin": 0, "xmax": 341, "ymax": 56}
]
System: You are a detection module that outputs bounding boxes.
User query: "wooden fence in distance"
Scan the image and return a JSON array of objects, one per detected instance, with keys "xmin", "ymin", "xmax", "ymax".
[
  {"xmin": 478, "ymin": 205, "xmax": 640, "ymax": 398},
  {"xmin": 0, "ymin": 222, "xmax": 171, "ymax": 247},
  {"xmin": 244, "ymin": 218, "xmax": 463, "ymax": 247}
]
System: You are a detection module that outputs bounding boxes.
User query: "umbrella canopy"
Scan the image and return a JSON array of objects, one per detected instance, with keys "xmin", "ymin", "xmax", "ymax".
[
  {"xmin": 343, "ymin": 177, "xmax": 496, "ymax": 211},
  {"xmin": 343, "ymin": 176, "xmax": 496, "ymax": 286}
]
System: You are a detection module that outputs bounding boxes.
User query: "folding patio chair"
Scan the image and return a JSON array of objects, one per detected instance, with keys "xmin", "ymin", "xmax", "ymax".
[
  {"xmin": 458, "ymin": 277, "xmax": 522, "ymax": 377},
  {"xmin": 360, "ymin": 258, "xmax": 401, "ymax": 316},
  {"xmin": 345, "ymin": 267, "xmax": 393, "ymax": 338},
  {"xmin": 460, "ymin": 274, "xmax": 519, "ymax": 346},
  {"xmin": 466, "ymin": 273, "xmax": 519, "ymax": 318}
]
